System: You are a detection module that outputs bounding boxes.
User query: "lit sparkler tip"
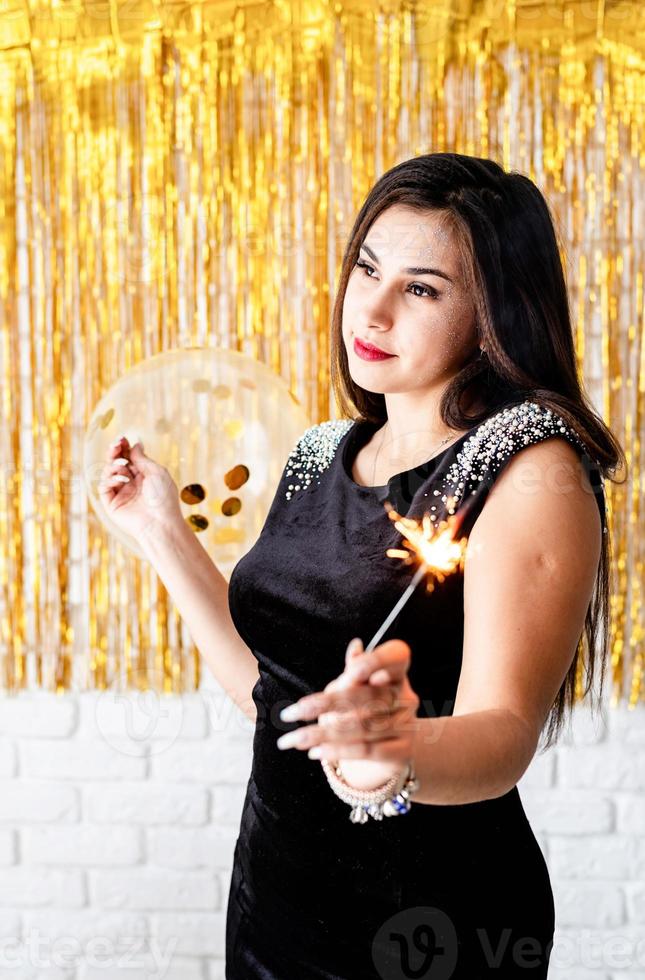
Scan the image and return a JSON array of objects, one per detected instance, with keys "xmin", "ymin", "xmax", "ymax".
[
  {"xmin": 383, "ymin": 503, "xmax": 468, "ymax": 578},
  {"xmin": 365, "ymin": 503, "xmax": 469, "ymax": 652}
]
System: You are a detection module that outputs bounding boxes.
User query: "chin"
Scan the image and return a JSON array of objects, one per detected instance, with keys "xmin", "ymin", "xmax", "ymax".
[{"xmin": 352, "ymin": 379, "xmax": 395, "ymax": 396}]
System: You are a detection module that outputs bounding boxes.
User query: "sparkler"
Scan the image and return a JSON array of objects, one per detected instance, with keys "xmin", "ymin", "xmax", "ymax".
[{"xmin": 363, "ymin": 498, "xmax": 468, "ymax": 653}]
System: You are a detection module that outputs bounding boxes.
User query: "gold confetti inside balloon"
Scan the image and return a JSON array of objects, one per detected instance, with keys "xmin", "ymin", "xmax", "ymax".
[
  {"xmin": 180, "ymin": 483, "xmax": 207, "ymax": 505},
  {"xmin": 224, "ymin": 464, "xmax": 250, "ymax": 490},
  {"xmin": 83, "ymin": 347, "xmax": 309, "ymax": 575}
]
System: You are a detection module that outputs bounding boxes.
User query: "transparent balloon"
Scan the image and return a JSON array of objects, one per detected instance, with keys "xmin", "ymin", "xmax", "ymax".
[{"xmin": 83, "ymin": 347, "xmax": 310, "ymax": 576}]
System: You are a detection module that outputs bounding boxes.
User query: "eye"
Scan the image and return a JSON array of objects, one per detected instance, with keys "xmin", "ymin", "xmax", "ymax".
[
  {"xmin": 408, "ymin": 282, "xmax": 439, "ymax": 300},
  {"xmin": 356, "ymin": 258, "xmax": 378, "ymax": 279},
  {"xmin": 355, "ymin": 259, "xmax": 439, "ymax": 300}
]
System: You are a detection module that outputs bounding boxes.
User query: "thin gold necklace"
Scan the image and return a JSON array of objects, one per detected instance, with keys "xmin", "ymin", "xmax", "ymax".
[{"xmin": 377, "ymin": 422, "xmax": 454, "ymax": 467}]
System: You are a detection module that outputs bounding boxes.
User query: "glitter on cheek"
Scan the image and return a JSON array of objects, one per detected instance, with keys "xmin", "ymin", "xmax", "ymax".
[{"xmin": 420, "ymin": 298, "xmax": 470, "ymax": 357}]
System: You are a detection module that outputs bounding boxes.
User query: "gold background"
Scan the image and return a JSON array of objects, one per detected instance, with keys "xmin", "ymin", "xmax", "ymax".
[{"xmin": 0, "ymin": 0, "xmax": 643, "ymax": 703}]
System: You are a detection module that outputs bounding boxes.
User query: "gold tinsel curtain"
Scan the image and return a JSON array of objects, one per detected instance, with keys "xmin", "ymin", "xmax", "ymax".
[{"xmin": 0, "ymin": 0, "xmax": 643, "ymax": 700}]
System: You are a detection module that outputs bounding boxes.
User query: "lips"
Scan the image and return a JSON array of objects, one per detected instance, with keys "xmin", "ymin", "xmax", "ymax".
[
  {"xmin": 353, "ymin": 337, "xmax": 396, "ymax": 361},
  {"xmin": 357, "ymin": 338, "xmax": 392, "ymax": 354}
]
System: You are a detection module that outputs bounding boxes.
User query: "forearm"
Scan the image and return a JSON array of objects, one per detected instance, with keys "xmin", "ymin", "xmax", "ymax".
[
  {"xmin": 335, "ymin": 709, "xmax": 537, "ymax": 804},
  {"xmin": 410, "ymin": 709, "xmax": 537, "ymax": 804},
  {"xmin": 140, "ymin": 520, "xmax": 258, "ymax": 720}
]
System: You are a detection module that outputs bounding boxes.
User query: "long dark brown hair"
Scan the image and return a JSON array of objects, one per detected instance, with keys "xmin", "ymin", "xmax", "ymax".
[{"xmin": 330, "ymin": 152, "xmax": 626, "ymax": 751}]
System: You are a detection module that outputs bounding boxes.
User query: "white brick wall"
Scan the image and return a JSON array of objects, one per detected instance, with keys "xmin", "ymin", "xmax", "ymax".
[
  {"xmin": 0, "ymin": 672, "xmax": 250, "ymax": 979},
  {"xmin": 0, "ymin": 672, "xmax": 643, "ymax": 978},
  {"xmin": 520, "ymin": 701, "xmax": 645, "ymax": 980}
]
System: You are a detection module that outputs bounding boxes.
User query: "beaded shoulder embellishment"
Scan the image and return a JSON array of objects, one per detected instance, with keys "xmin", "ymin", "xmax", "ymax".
[
  {"xmin": 429, "ymin": 400, "xmax": 589, "ymax": 517},
  {"xmin": 284, "ymin": 419, "xmax": 354, "ymax": 500}
]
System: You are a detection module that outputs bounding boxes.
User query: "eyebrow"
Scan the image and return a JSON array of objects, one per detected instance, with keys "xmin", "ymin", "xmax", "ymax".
[{"xmin": 360, "ymin": 242, "xmax": 455, "ymax": 284}]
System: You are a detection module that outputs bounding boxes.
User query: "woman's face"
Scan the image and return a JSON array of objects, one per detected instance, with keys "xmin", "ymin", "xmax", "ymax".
[{"xmin": 341, "ymin": 204, "xmax": 479, "ymax": 394}]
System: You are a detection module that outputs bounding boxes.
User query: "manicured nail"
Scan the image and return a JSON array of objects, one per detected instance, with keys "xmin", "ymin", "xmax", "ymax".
[
  {"xmin": 346, "ymin": 637, "xmax": 363, "ymax": 659},
  {"xmin": 279, "ymin": 703, "xmax": 301, "ymax": 722},
  {"xmin": 113, "ymin": 457, "xmax": 130, "ymax": 466},
  {"xmin": 113, "ymin": 475, "xmax": 130, "ymax": 484},
  {"xmin": 307, "ymin": 747, "xmax": 322, "ymax": 758},
  {"xmin": 276, "ymin": 730, "xmax": 304, "ymax": 750}
]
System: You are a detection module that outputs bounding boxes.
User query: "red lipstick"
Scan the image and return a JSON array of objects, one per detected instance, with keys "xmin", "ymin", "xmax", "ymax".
[{"xmin": 353, "ymin": 337, "xmax": 396, "ymax": 361}]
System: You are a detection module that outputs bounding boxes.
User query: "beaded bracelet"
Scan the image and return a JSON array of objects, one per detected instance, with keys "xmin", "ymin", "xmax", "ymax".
[{"xmin": 320, "ymin": 758, "xmax": 420, "ymax": 823}]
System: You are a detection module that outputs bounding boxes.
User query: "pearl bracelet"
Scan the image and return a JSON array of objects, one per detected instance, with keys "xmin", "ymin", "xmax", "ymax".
[{"xmin": 320, "ymin": 758, "xmax": 420, "ymax": 823}]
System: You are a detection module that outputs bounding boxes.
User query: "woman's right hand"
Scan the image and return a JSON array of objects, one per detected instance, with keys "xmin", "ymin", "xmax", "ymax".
[{"xmin": 98, "ymin": 436, "xmax": 185, "ymax": 542}]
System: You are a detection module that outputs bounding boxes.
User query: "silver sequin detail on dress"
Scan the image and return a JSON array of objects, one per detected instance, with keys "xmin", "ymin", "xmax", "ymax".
[
  {"xmin": 433, "ymin": 399, "xmax": 589, "ymax": 517},
  {"xmin": 284, "ymin": 402, "xmax": 605, "ymax": 528},
  {"xmin": 284, "ymin": 419, "xmax": 354, "ymax": 500}
]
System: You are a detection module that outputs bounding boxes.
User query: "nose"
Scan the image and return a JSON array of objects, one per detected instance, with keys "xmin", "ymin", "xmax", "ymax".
[{"xmin": 354, "ymin": 298, "xmax": 395, "ymax": 333}]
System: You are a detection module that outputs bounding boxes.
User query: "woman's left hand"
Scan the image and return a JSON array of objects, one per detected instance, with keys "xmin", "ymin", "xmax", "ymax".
[{"xmin": 276, "ymin": 637, "xmax": 420, "ymax": 764}]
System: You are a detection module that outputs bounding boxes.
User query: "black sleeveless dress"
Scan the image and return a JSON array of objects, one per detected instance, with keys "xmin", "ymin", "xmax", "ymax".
[{"xmin": 225, "ymin": 398, "xmax": 606, "ymax": 979}]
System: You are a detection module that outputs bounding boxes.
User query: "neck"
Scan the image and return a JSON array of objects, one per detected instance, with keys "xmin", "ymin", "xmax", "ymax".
[
  {"xmin": 380, "ymin": 383, "xmax": 488, "ymax": 446},
  {"xmin": 377, "ymin": 420, "xmax": 454, "ymax": 470},
  {"xmin": 380, "ymin": 405, "xmax": 455, "ymax": 451}
]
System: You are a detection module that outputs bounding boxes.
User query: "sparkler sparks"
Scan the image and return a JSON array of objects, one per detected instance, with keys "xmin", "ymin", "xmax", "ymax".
[{"xmin": 363, "ymin": 500, "xmax": 468, "ymax": 653}]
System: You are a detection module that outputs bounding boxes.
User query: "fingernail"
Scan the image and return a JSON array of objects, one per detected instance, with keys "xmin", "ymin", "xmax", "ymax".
[
  {"xmin": 279, "ymin": 703, "xmax": 301, "ymax": 722},
  {"xmin": 113, "ymin": 457, "xmax": 130, "ymax": 466},
  {"xmin": 276, "ymin": 730, "xmax": 304, "ymax": 750},
  {"xmin": 307, "ymin": 747, "xmax": 322, "ymax": 759},
  {"xmin": 346, "ymin": 637, "xmax": 363, "ymax": 662},
  {"xmin": 113, "ymin": 475, "xmax": 130, "ymax": 483}
]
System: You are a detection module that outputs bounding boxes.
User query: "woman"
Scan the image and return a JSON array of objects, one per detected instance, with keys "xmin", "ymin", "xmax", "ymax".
[{"xmin": 100, "ymin": 153, "xmax": 625, "ymax": 978}]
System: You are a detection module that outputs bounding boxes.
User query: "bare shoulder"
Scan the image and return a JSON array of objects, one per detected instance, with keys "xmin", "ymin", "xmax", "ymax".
[
  {"xmin": 489, "ymin": 435, "xmax": 599, "ymax": 540},
  {"xmin": 467, "ymin": 434, "xmax": 602, "ymax": 591},
  {"xmin": 455, "ymin": 434, "xmax": 603, "ymax": 737}
]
